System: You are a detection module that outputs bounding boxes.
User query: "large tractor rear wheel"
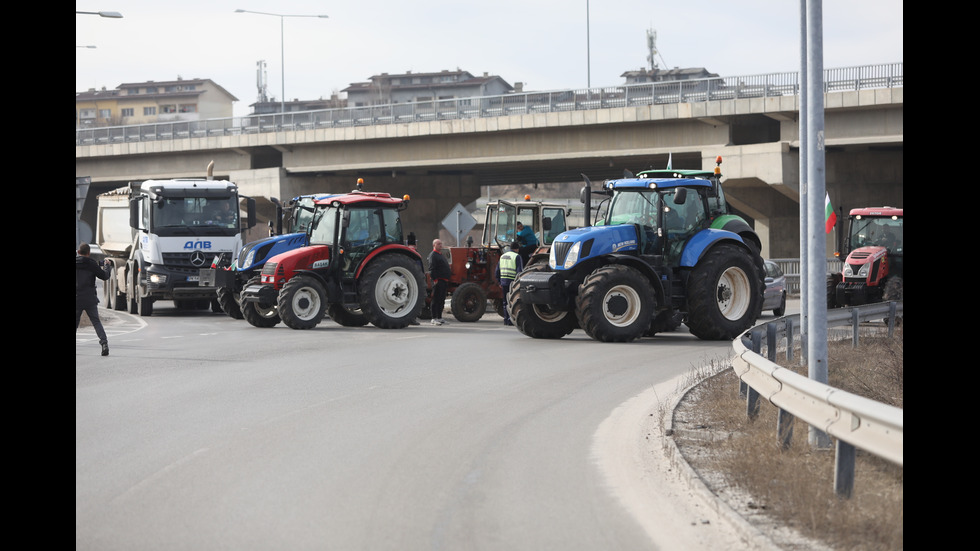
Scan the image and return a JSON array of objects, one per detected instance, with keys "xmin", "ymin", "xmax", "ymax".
[
  {"xmin": 241, "ymin": 277, "xmax": 280, "ymax": 328},
  {"xmin": 278, "ymin": 275, "xmax": 327, "ymax": 329},
  {"xmin": 450, "ymin": 282, "xmax": 487, "ymax": 322},
  {"xmin": 327, "ymin": 303, "xmax": 369, "ymax": 327},
  {"xmin": 686, "ymin": 244, "xmax": 762, "ymax": 340},
  {"xmin": 507, "ymin": 266, "xmax": 576, "ymax": 339},
  {"xmin": 575, "ymin": 264, "xmax": 654, "ymax": 342},
  {"xmin": 358, "ymin": 254, "xmax": 425, "ymax": 329}
]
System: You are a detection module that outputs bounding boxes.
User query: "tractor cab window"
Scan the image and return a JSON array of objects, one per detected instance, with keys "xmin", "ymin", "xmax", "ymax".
[
  {"xmin": 381, "ymin": 208, "xmax": 403, "ymax": 244},
  {"xmin": 344, "ymin": 207, "xmax": 382, "ymax": 247},
  {"xmin": 310, "ymin": 206, "xmax": 338, "ymax": 246},
  {"xmin": 290, "ymin": 198, "xmax": 317, "ymax": 233},
  {"xmin": 663, "ymin": 188, "xmax": 706, "ymax": 262},
  {"xmin": 608, "ymin": 190, "xmax": 662, "ymax": 255},
  {"xmin": 541, "ymin": 207, "xmax": 567, "ymax": 245},
  {"xmin": 850, "ymin": 217, "xmax": 903, "ymax": 252},
  {"xmin": 486, "ymin": 202, "xmax": 518, "ymax": 247}
]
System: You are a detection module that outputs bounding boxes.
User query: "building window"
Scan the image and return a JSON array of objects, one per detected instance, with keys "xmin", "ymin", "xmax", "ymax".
[
  {"xmin": 79, "ymin": 109, "xmax": 96, "ymax": 119},
  {"xmin": 184, "ymin": 84, "xmax": 195, "ymax": 91},
  {"xmin": 179, "ymin": 104, "xmax": 197, "ymax": 113},
  {"xmin": 127, "ymin": 88, "xmax": 139, "ymax": 95},
  {"xmin": 99, "ymin": 109, "xmax": 111, "ymax": 119},
  {"xmin": 144, "ymin": 106, "xmax": 156, "ymax": 116},
  {"xmin": 165, "ymin": 85, "xmax": 178, "ymax": 92},
  {"xmin": 146, "ymin": 86, "xmax": 158, "ymax": 94},
  {"xmin": 121, "ymin": 108, "xmax": 134, "ymax": 117},
  {"xmin": 162, "ymin": 105, "xmax": 177, "ymax": 113}
]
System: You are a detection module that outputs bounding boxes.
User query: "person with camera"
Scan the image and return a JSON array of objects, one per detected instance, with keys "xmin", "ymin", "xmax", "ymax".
[{"xmin": 76, "ymin": 242, "xmax": 111, "ymax": 356}]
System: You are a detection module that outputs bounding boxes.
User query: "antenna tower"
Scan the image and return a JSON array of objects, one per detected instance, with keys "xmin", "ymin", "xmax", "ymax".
[{"xmin": 256, "ymin": 60, "xmax": 269, "ymax": 103}]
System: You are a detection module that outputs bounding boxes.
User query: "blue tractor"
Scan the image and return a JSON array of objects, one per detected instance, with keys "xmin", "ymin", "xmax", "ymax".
[
  {"xmin": 201, "ymin": 193, "xmax": 332, "ymax": 321},
  {"xmin": 507, "ymin": 157, "xmax": 765, "ymax": 343}
]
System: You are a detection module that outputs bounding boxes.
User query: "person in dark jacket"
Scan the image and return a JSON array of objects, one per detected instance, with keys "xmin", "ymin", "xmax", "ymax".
[
  {"xmin": 76, "ymin": 242, "xmax": 110, "ymax": 356},
  {"xmin": 427, "ymin": 238, "xmax": 452, "ymax": 325}
]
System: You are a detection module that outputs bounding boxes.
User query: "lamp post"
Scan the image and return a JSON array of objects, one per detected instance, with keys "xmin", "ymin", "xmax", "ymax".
[
  {"xmin": 75, "ymin": 11, "xmax": 123, "ymax": 18},
  {"xmin": 235, "ymin": 9, "xmax": 329, "ymax": 114}
]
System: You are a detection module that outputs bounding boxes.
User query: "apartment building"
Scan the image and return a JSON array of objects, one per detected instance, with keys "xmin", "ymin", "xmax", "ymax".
[
  {"xmin": 76, "ymin": 77, "xmax": 237, "ymax": 128},
  {"xmin": 343, "ymin": 69, "xmax": 513, "ymax": 107}
]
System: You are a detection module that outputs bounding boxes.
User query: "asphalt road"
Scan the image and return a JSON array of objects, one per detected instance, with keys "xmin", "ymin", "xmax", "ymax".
[{"xmin": 77, "ymin": 298, "xmax": 797, "ymax": 551}]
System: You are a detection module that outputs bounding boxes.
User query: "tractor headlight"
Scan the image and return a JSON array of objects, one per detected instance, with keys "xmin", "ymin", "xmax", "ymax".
[
  {"xmin": 549, "ymin": 244, "xmax": 557, "ymax": 268},
  {"xmin": 563, "ymin": 242, "xmax": 581, "ymax": 269},
  {"xmin": 240, "ymin": 249, "xmax": 256, "ymax": 270}
]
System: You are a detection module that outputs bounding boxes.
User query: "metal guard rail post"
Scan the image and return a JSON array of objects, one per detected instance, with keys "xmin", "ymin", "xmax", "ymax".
[{"xmin": 730, "ymin": 301, "xmax": 903, "ymax": 497}]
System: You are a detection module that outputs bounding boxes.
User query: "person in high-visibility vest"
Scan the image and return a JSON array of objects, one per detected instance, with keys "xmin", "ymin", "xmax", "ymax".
[{"xmin": 495, "ymin": 241, "xmax": 524, "ymax": 326}]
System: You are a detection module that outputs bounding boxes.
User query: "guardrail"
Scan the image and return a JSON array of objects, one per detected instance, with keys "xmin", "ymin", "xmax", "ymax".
[
  {"xmin": 770, "ymin": 258, "xmax": 842, "ymax": 296},
  {"xmin": 76, "ymin": 62, "xmax": 902, "ymax": 146},
  {"xmin": 731, "ymin": 301, "xmax": 903, "ymax": 498}
]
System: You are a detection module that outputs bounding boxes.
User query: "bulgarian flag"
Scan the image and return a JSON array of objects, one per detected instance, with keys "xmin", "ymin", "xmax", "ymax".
[{"xmin": 824, "ymin": 192, "xmax": 837, "ymax": 234}]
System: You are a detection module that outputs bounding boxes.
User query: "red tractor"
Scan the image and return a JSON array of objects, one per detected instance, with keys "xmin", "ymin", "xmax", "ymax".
[
  {"xmin": 827, "ymin": 206, "xmax": 903, "ymax": 307},
  {"xmin": 429, "ymin": 196, "xmax": 572, "ymax": 322},
  {"xmin": 240, "ymin": 184, "xmax": 425, "ymax": 330}
]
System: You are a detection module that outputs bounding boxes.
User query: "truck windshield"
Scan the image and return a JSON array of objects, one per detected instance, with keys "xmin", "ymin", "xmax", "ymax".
[{"xmin": 152, "ymin": 196, "xmax": 238, "ymax": 231}]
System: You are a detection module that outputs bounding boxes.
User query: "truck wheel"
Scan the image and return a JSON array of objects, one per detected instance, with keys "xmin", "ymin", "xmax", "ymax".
[
  {"xmin": 575, "ymin": 265, "xmax": 654, "ymax": 342},
  {"xmin": 108, "ymin": 267, "xmax": 125, "ymax": 311},
  {"xmin": 133, "ymin": 267, "xmax": 153, "ymax": 317},
  {"xmin": 216, "ymin": 286, "xmax": 244, "ymax": 319},
  {"xmin": 127, "ymin": 271, "xmax": 139, "ymax": 314},
  {"xmin": 358, "ymin": 254, "xmax": 425, "ymax": 329},
  {"xmin": 686, "ymin": 244, "xmax": 762, "ymax": 340},
  {"xmin": 451, "ymin": 282, "xmax": 487, "ymax": 322},
  {"xmin": 507, "ymin": 266, "xmax": 576, "ymax": 339},
  {"xmin": 327, "ymin": 303, "xmax": 369, "ymax": 327},
  {"xmin": 278, "ymin": 276, "xmax": 326, "ymax": 329}
]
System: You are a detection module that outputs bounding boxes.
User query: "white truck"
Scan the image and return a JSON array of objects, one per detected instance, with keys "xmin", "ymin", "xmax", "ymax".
[{"xmin": 97, "ymin": 173, "xmax": 256, "ymax": 316}]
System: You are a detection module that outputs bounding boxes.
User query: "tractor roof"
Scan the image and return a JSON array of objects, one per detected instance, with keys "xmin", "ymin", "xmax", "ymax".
[
  {"xmin": 848, "ymin": 206, "xmax": 903, "ymax": 218},
  {"xmin": 636, "ymin": 169, "xmax": 715, "ymax": 179},
  {"xmin": 314, "ymin": 191, "xmax": 406, "ymax": 207},
  {"xmin": 602, "ymin": 177, "xmax": 713, "ymax": 191}
]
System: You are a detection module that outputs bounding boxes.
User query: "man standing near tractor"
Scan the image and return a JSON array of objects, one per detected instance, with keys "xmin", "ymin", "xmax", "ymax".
[
  {"xmin": 495, "ymin": 241, "xmax": 523, "ymax": 326},
  {"xmin": 427, "ymin": 239, "xmax": 452, "ymax": 325}
]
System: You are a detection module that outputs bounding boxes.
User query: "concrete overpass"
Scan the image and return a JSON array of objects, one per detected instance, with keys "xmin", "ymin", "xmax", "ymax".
[{"xmin": 76, "ymin": 78, "xmax": 903, "ymax": 258}]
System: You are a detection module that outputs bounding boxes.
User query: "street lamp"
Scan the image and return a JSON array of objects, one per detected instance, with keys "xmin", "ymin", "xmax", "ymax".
[
  {"xmin": 75, "ymin": 11, "xmax": 123, "ymax": 18},
  {"xmin": 235, "ymin": 9, "xmax": 329, "ymax": 114}
]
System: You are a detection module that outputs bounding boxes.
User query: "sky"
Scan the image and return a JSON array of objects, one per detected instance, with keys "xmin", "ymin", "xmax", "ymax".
[{"xmin": 76, "ymin": 1, "xmax": 904, "ymax": 119}]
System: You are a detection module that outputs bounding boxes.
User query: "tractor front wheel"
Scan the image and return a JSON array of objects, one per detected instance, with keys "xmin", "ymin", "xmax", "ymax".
[
  {"xmin": 451, "ymin": 282, "xmax": 487, "ymax": 322},
  {"xmin": 575, "ymin": 264, "xmax": 654, "ymax": 342},
  {"xmin": 278, "ymin": 276, "xmax": 327, "ymax": 329},
  {"xmin": 507, "ymin": 266, "xmax": 576, "ymax": 339}
]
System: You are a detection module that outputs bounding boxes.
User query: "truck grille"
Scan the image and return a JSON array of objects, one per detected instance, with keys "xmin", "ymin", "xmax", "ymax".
[{"xmin": 162, "ymin": 252, "xmax": 214, "ymax": 271}]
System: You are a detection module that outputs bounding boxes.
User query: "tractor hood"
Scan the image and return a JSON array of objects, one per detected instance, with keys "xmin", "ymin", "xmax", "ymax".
[
  {"xmin": 844, "ymin": 245, "xmax": 888, "ymax": 266},
  {"xmin": 549, "ymin": 225, "xmax": 638, "ymax": 270}
]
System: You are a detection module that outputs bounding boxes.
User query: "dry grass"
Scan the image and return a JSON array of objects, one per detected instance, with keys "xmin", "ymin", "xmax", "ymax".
[{"xmin": 673, "ymin": 323, "xmax": 903, "ymax": 550}]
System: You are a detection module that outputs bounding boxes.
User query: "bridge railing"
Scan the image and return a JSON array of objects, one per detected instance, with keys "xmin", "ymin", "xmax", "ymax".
[{"xmin": 76, "ymin": 62, "xmax": 902, "ymax": 146}]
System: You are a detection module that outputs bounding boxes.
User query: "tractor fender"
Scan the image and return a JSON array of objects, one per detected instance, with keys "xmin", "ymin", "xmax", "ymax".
[
  {"xmin": 352, "ymin": 244, "xmax": 424, "ymax": 279},
  {"xmin": 712, "ymin": 215, "xmax": 762, "ymax": 253},
  {"xmin": 679, "ymin": 229, "xmax": 750, "ymax": 268}
]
